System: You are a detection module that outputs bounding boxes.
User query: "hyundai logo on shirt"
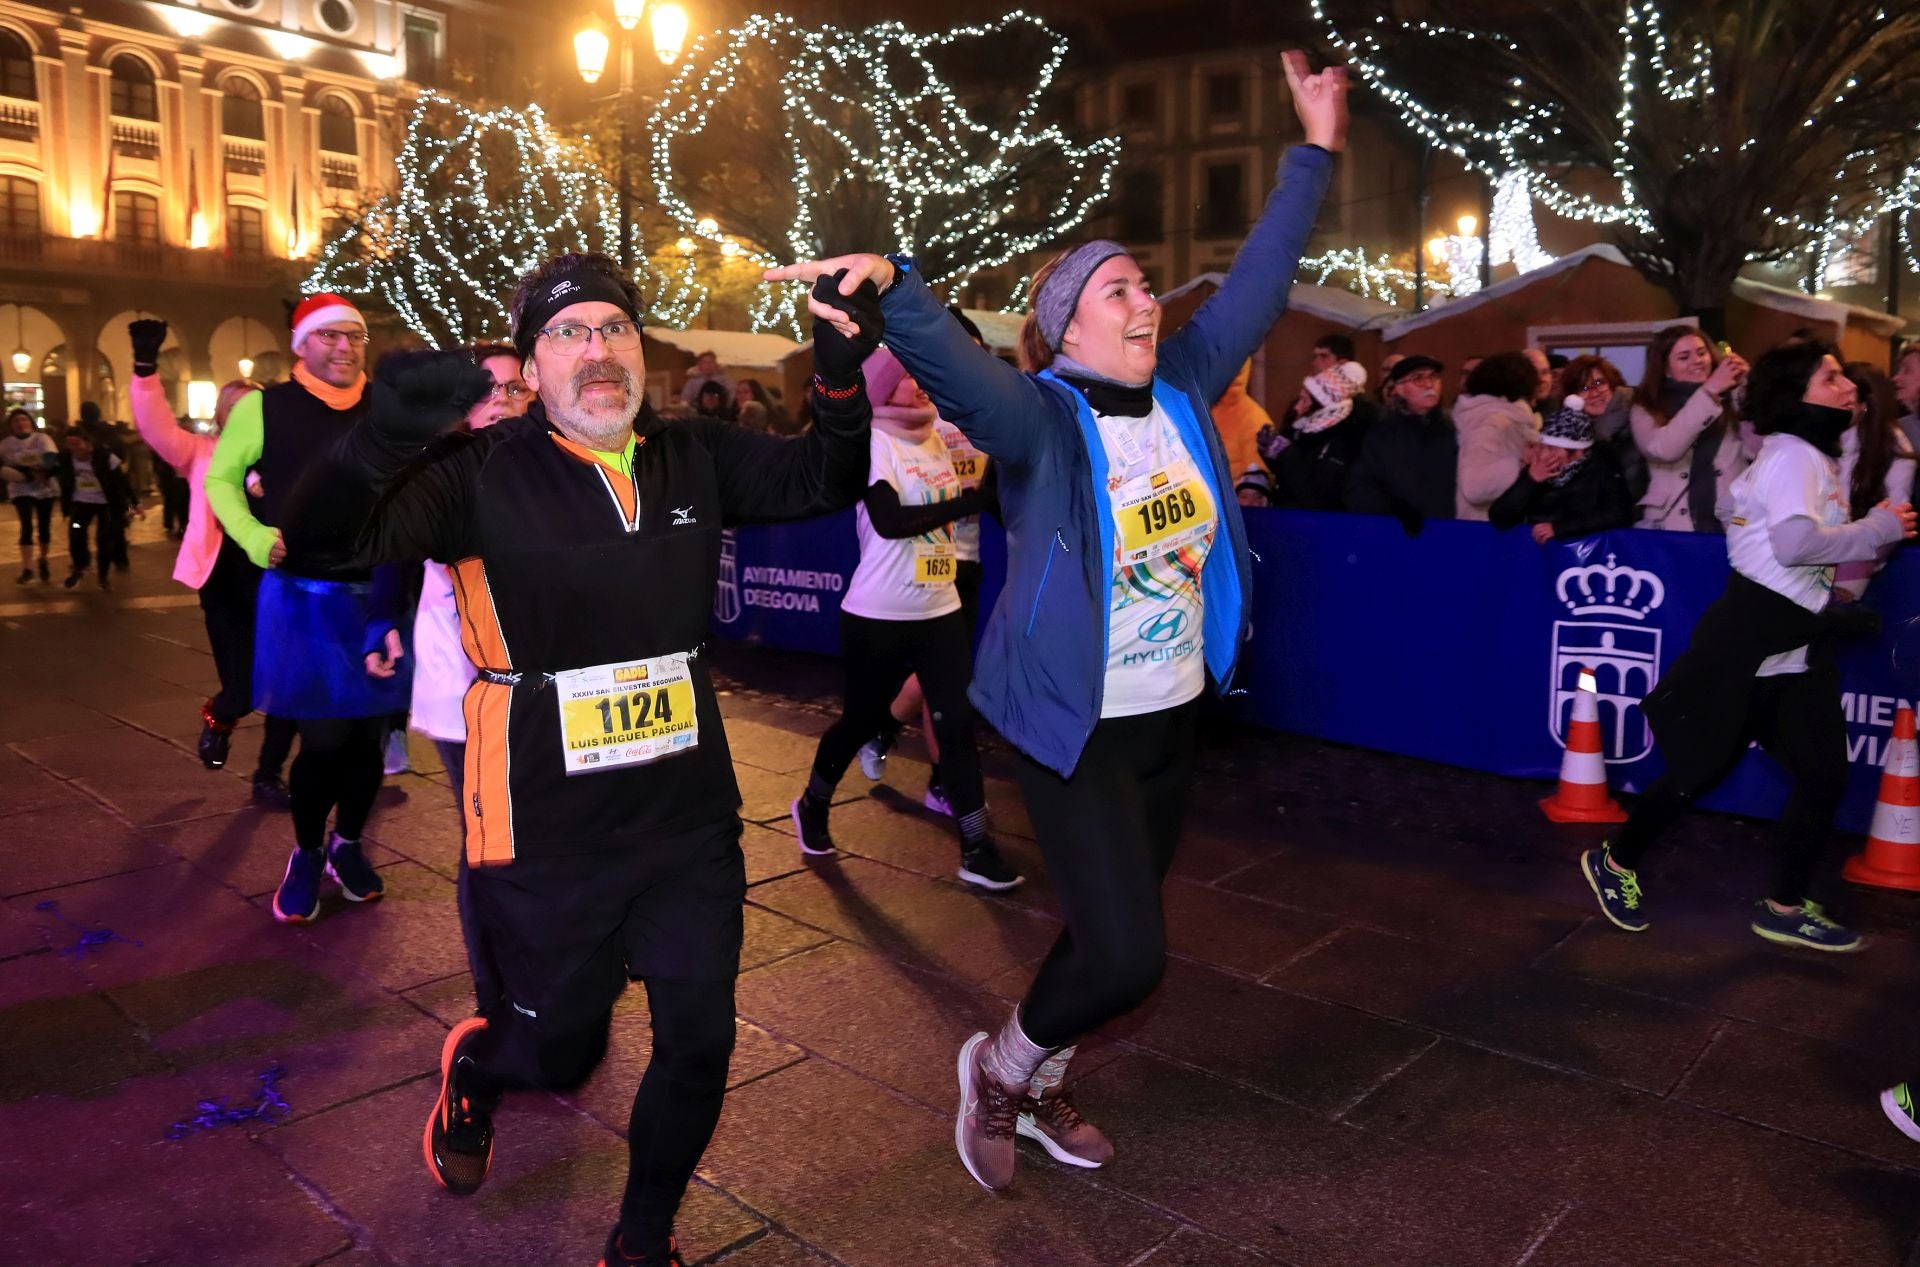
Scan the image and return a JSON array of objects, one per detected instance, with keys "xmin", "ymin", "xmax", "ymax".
[{"xmin": 1139, "ymin": 609, "xmax": 1189, "ymax": 644}]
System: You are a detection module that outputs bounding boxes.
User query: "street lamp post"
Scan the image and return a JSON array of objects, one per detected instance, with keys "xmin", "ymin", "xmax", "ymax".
[{"xmin": 575, "ymin": 1, "xmax": 691, "ymax": 276}]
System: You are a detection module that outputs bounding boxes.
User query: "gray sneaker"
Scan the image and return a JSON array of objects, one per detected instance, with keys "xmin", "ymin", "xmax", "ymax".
[
  {"xmin": 955, "ymin": 1032, "xmax": 1021, "ymax": 1191},
  {"xmin": 857, "ymin": 738, "xmax": 889, "ymax": 781}
]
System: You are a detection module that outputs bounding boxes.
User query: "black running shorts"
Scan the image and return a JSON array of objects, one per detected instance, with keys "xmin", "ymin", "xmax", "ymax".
[{"xmin": 466, "ymin": 815, "xmax": 747, "ymax": 1028}]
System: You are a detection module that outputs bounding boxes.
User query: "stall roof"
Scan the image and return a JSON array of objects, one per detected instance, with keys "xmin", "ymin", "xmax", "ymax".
[
  {"xmin": 1729, "ymin": 277, "xmax": 1906, "ymax": 337},
  {"xmin": 643, "ymin": 327, "xmax": 801, "ymax": 372},
  {"xmin": 1162, "ymin": 274, "xmax": 1401, "ymax": 329},
  {"xmin": 1380, "ymin": 245, "xmax": 1631, "ymax": 342}
]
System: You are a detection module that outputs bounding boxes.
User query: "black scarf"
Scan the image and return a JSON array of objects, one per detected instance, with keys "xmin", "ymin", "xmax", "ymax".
[
  {"xmin": 1662, "ymin": 382, "xmax": 1727, "ymax": 535},
  {"xmin": 1052, "ymin": 352, "xmax": 1154, "ymax": 418},
  {"xmin": 1765, "ymin": 402, "xmax": 1852, "ymax": 459}
]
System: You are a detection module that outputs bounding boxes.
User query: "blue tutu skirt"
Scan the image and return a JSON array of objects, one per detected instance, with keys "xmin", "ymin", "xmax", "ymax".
[{"xmin": 253, "ymin": 570, "xmax": 412, "ymax": 719}]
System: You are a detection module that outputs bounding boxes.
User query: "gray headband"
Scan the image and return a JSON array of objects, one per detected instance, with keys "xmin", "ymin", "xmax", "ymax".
[{"xmin": 1034, "ymin": 240, "xmax": 1127, "ymax": 351}]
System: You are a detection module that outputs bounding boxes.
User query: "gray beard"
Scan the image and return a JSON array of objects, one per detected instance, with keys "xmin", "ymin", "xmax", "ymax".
[
  {"xmin": 547, "ymin": 360, "xmax": 642, "ymax": 449},
  {"xmin": 549, "ymin": 403, "xmax": 639, "ymax": 450}
]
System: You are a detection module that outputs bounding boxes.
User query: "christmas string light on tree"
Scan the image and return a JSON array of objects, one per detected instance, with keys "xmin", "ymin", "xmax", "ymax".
[
  {"xmin": 1312, "ymin": 0, "xmax": 1920, "ymax": 318},
  {"xmin": 307, "ymin": 91, "xmax": 704, "ymax": 346},
  {"xmin": 646, "ymin": 11, "xmax": 1120, "ymax": 337},
  {"xmin": 1296, "ymin": 248, "xmax": 1451, "ymax": 307}
]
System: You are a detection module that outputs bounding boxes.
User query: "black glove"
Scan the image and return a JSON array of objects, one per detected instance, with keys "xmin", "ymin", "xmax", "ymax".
[
  {"xmin": 369, "ymin": 349, "xmax": 494, "ymax": 446},
  {"xmin": 129, "ymin": 319, "xmax": 167, "ymax": 377},
  {"xmin": 1820, "ymin": 602, "xmax": 1882, "ymax": 643},
  {"xmin": 810, "ymin": 270, "xmax": 885, "ymax": 389}
]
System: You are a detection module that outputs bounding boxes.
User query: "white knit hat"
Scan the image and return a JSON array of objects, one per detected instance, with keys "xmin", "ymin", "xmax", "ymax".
[{"xmin": 1295, "ymin": 361, "xmax": 1368, "ymax": 434}]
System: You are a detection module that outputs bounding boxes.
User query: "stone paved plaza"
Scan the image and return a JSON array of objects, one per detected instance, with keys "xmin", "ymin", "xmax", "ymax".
[{"xmin": 6, "ymin": 531, "xmax": 1920, "ymax": 1266}]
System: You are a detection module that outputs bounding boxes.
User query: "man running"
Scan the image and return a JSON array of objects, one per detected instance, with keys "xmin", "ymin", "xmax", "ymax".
[
  {"xmin": 280, "ymin": 252, "xmax": 876, "ymax": 1267},
  {"xmin": 205, "ymin": 293, "xmax": 402, "ymax": 923}
]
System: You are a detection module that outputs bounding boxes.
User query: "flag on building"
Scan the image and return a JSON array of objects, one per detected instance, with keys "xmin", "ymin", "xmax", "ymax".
[
  {"xmin": 100, "ymin": 137, "xmax": 116, "ymax": 238},
  {"xmin": 186, "ymin": 150, "xmax": 200, "ymax": 245}
]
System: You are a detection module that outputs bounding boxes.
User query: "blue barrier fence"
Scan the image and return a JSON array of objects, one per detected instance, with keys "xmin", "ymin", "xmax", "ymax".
[{"xmin": 712, "ymin": 507, "xmax": 1920, "ymax": 833}]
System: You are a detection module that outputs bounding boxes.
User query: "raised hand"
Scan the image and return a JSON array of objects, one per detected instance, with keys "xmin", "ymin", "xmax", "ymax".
[
  {"xmin": 128, "ymin": 318, "xmax": 168, "ymax": 374},
  {"xmin": 1705, "ymin": 352, "xmax": 1749, "ymax": 397},
  {"xmin": 370, "ymin": 349, "xmax": 494, "ymax": 445},
  {"xmin": 809, "ymin": 272, "xmax": 885, "ymax": 388},
  {"xmin": 1281, "ymin": 51, "xmax": 1349, "ymax": 152},
  {"xmin": 765, "ymin": 255, "xmax": 898, "ymax": 338}
]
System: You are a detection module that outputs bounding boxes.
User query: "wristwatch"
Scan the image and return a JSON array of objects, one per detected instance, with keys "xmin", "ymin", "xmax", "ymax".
[{"xmin": 882, "ymin": 254, "xmax": 915, "ymax": 296}]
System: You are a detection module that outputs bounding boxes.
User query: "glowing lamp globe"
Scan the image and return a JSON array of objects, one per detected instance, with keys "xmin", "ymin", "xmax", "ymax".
[
  {"xmin": 650, "ymin": 3, "xmax": 689, "ymax": 64},
  {"xmin": 574, "ymin": 26, "xmax": 611, "ymax": 85}
]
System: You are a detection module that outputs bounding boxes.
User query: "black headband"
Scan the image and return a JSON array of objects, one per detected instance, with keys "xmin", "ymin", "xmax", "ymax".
[{"xmin": 514, "ymin": 267, "xmax": 639, "ymax": 360}]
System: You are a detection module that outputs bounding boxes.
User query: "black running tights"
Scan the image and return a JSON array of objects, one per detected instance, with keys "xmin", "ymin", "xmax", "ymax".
[
  {"xmin": 464, "ymin": 976, "xmax": 735, "ymax": 1259},
  {"xmin": 811, "ymin": 610, "xmax": 984, "ymax": 818},
  {"xmin": 199, "ymin": 538, "xmax": 263, "ymax": 727},
  {"xmin": 289, "ymin": 716, "xmax": 385, "ymax": 852},
  {"xmin": 1015, "ymin": 700, "xmax": 1199, "ymax": 1048},
  {"xmin": 1609, "ymin": 668, "xmax": 1847, "ymax": 906}
]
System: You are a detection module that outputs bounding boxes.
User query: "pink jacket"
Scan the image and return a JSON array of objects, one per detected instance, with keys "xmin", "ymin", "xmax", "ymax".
[{"xmin": 130, "ymin": 375, "xmax": 222, "ymax": 589}]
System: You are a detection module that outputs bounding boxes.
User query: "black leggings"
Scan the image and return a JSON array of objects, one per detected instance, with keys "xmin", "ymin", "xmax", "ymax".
[
  {"xmin": 1016, "ymin": 700, "xmax": 1199, "ymax": 1048},
  {"xmin": 288, "ymin": 716, "xmax": 385, "ymax": 852},
  {"xmin": 200, "ymin": 538, "xmax": 263, "ymax": 727},
  {"xmin": 66, "ymin": 503, "xmax": 112, "ymax": 581},
  {"xmin": 13, "ymin": 496, "xmax": 51, "ymax": 548},
  {"xmin": 811, "ymin": 610, "xmax": 984, "ymax": 818},
  {"xmin": 1609, "ymin": 667, "xmax": 1846, "ymax": 906},
  {"xmin": 466, "ymin": 975, "xmax": 734, "ymax": 1255}
]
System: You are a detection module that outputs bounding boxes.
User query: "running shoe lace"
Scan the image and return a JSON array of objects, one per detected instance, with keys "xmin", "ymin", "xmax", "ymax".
[
  {"xmin": 978, "ymin": 1075, "xmax": 1023, "ymax": 1141},
  {"xmin": 1612, "ymin": 866, "xmax": 1642, "ymax": 910},
  {"xmin": 1799, "ymin": 901, "xmax": 1842, "ymax": 930},
  {"xmin": 1029, "ymin": 1089, "xmax": 1087, "ymax": 1132}
]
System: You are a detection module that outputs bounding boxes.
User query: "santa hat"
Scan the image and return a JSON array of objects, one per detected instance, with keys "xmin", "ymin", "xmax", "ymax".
[{"xmin": 290, "ymin": 293, "xmax": 366, "ymax": 352}]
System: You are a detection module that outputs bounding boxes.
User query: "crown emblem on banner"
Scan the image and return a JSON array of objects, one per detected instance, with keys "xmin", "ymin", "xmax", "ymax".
[{"xmin": 1554, "ymin": 554, "xmax": 1665, "ymax": 620}]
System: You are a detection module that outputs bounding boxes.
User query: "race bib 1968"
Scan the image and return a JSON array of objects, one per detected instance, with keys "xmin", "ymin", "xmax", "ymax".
[
  {"xmin": 1115, "ymin": 466, "xmax": 1215, "ymax": 564},
  {"xmin": 554, "ymin": 652, "xmax": 699, "ymax": 775}
]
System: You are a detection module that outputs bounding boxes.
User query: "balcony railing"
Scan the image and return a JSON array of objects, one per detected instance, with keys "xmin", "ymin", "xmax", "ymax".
[
  {"xmin": 223, "ymin": 138, "xmax": 267, "ymax": 174},
  {"xmin": 112, "ymin": 120, "xmax": 161, "ymax": 159},
  {"xmin": 0, "ymin": 98, "xmax": 38, "ymax": 141},
  {"xmin": 0, "ymin": 233, "xmax": 292, "ymax": 281},
  {"xmin": 319, "ymin": 154, "xmax": 359, "ymax": 190}
]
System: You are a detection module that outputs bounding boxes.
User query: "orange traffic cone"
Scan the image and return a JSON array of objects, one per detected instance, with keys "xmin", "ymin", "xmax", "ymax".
[
  {"xmin": 1844, "ymin": 706, "xmax": 1920, "ymax": 892},
  {"xmin": 1542, "ymin": 666, "xmax": 1628, "ymax": 824}
]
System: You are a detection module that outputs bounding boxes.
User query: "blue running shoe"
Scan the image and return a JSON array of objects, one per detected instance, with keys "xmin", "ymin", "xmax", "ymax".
[
  {"xmin": 272, "ymin": 847, "xmax": 325, "ymax": 923},
  {"xmin": 326, "ymin": 833, "xmax": 385, "ymax": 903},
  {"xmin": 1579, "ymin": 845, "xmax": 1648, "ymax": 932},
  {"xmin": 1749, "ymin": 900, "xmax": 1863, "ymax": 953}
]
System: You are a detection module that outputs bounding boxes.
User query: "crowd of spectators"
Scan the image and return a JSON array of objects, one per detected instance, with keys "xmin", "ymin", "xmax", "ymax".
[{"xmin": 1225, "ymin": 327, "xmax": 1920, "ymax": 571}]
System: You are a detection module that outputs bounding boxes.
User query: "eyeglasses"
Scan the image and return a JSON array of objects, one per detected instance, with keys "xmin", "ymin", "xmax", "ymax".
[
  {"xmin": 538, "ymin": 319, "xmax": 642, "ymax": 357},
  {"xmin": 1400, "ymin": 372, "xmax": 1442, "ymax": 388},
  {"xmin": 487, "ymin": 382, "xmax": 531, "ymax": 402},
  {"xmin": 309, "ymin": 329, "xmax": 370, "ymax": 349}
]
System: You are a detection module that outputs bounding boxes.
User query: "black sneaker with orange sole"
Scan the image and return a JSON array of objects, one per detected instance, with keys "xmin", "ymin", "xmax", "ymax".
[
  {"xmin": 598, "ymin": 1230, "xmax": 684, "ymax": 1267},
  {"xmin": 423, "ymin": 1016, "xmax": 494, "ymax": 1195}
]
